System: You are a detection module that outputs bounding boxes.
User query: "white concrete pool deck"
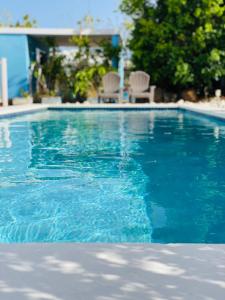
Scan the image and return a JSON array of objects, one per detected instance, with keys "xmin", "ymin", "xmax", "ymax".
[
  {"xmin": 0, "ymin": 244, "xmax": 225, "ymax": 300},
  {"xmin": 1, "ymin": 102, "xmax": 225, "ymax": 299},
  {"xmin": 0, "ymin": 104, "xmax": 48, "ymax": 118}
]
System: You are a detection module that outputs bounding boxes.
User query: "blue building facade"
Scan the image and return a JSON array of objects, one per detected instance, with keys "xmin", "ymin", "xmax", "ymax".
[
  {"xmin": 0, "ymin": 35, "xmax": 30, "ymax": 98},
  {"xmin": 111, "ymin": 34, "xmax": 120, "ymax": 69},
  {"xmin": 0, "ymin": 30, "xmax": 120, "ymax": 99}
]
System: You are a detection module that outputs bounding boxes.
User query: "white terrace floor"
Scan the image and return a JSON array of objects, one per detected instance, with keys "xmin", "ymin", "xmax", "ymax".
[
  {"xmin": 1, "ymin": 103, "xmax": 225, "ymax": 300},
  {"xmin": 0, "ymin": 244, "xmax": 225, "ymax": 300}
]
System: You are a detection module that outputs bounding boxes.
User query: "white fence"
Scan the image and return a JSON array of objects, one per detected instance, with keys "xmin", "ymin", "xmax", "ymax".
[{"xmin": 0, "ymin": 58, "xmax": 8, "ymax": 107}]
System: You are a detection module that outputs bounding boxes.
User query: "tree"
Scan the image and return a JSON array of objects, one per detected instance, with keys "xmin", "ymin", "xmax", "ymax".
[
  {"xmin": 14, "ymin": 14, "xmax": 37, "ymax": 28},
  {"xmin": 69, "ymin": 36, "xmax": 111, "ymax": 100},
  {"xmin": 0, "ymin": 14, "xmax": 37, "ymax": 28},
  {"xmin": 120, "ymin": 0, "xmax": 225, "ymax": 96},
  {"xmin": 33, "ymin": 50, "xmax": 67, "ymax": 97}
]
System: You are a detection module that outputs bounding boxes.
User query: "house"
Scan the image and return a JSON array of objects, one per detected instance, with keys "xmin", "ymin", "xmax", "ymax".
[{"xmin": 0, "ymin": 27, "xmax": 121, "ymax": 100}]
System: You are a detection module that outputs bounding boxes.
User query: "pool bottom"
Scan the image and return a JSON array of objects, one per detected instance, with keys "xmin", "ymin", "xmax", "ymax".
[{"xmin": 0, "ymin": 109, "xmax": 225, "ymax": 243}]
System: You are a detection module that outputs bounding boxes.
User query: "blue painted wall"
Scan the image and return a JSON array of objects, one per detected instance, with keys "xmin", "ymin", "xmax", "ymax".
[
  {"xmin": 0, "ymin": 35, "xmax": 30, "ymax": 98},
  {"xmin": 111, "ymin": 34, "xmax": 120, "ymax": 69}
]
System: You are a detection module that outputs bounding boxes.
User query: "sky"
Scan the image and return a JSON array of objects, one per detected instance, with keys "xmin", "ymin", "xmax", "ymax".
[{"xmin": 0, "ymin": 0, "xmax": 124, "ymax": 29}]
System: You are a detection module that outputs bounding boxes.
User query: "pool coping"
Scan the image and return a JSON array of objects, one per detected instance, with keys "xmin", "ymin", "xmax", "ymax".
[
  {"xmin": 180, "ymin": 104, "xmax": 225, "ymax": 121},
  {"xmin": 0, "ymin": 103, "xmax": 178, "ymax": 120},
  {"xmin": 1, "ymin": 103, "xmax": 225, "ymax": 122},
  {"xmin": 0, "ymin": 104, "xmax": 48, "ymax": 119}
]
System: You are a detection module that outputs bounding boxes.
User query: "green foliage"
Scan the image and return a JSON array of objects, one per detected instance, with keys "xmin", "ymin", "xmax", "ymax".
[
  {"xmin": 33, "ymin": 52, "xmax": 66, "ymax": 97},
  {"xmin": 0, "ymin": 14, "xmax": 37, "ymax": 28},
  {"xmin": 33, "ymin": 34, "xmax": 118, "ymax": 101},
  {"xmin": 69, "ymin": 35, "xmax": 116, "ymax": 99},
  {"xmin": 19, "ymin": 88, "xmax": 31, "ymax": 98},
  {"xmin": 120, "ymin": 0, "xmax": 148, "ymax": 16},
  {"xmin": 74, "ymin": 65, "xmax": 108, "ymax": 98},
  {"xmin": 42, "ymin": 53, "xmax": 66, "ymax": 92},
  {"xmin": 14, "ymin": 15, "xmax": 37, "ymax": 28},
  {"xmin": 100, "ymin": 41, "xmax": 122, "ymax": 67},
  {"xmin": 120, "ymin": 0, "xmax": 225, "ymax": 94},
  {"xmin": 32, "ymin": 16, "xmax": 121, "ymax": 101}
]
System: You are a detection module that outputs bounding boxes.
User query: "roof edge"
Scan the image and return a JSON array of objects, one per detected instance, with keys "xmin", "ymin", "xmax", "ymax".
[{"xmin": 0, "ymin": 27, "xmax": 120, "ymax": 37}]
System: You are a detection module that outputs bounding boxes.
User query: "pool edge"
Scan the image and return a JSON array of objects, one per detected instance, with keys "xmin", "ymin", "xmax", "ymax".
[{"xmin": 1, "ymin": 102, "xmax": 225, "ymax": 124}]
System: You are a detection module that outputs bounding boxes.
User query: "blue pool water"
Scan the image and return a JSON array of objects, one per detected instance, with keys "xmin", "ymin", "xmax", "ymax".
[{"xmin": 0, "ymin": 110, "xmax": 225, "ymax": 243}]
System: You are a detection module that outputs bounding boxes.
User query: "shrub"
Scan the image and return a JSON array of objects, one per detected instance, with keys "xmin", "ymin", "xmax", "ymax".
[{"xmin": 120, "ymin": 0, "xmax": 225, "ymax": 96}]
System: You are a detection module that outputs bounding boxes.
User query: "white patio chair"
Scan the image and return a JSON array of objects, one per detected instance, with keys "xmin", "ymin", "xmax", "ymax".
[
  {"xmin": 98, "ymin": 72, "xmax": 121, "ymax": 103},
  {"xmin": 129, "ymin": 71, "xmax": 156, "ymax": 103}
]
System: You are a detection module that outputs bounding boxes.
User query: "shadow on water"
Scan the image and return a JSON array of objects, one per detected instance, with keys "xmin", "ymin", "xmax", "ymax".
[{"xmin": 136, "ymin": 111, "xmax": 225, "ymax": 243}]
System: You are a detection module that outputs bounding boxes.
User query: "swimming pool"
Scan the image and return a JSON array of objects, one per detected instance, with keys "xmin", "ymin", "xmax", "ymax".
[{"xmin": 0, "ymin": 109, "xmax": 225, "ymax": 243}]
